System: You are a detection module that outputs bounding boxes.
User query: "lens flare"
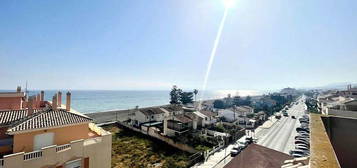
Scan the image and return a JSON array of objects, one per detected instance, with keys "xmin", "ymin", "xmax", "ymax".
[
  {"xmin": 223, "ymin": 0, "xmax": 236, "ymax": 9},
  {"xmin": 198, "ymin": 8, "xmax": 229, "ymax": 109}
]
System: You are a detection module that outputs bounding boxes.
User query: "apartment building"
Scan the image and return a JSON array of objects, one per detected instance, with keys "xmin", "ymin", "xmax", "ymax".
[
  {"xmin": 0, "ymin": 87, "xmax": 26, "ymax": 110},
  {"xmin": 0, "ymin": 89, "xmax": 111, "ymax": 168}
]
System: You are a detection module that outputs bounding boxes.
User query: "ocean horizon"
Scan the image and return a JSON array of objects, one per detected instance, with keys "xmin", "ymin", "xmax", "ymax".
[{"xmin": 1, "ymin": 89, "xmax": 264, "ymax": 114}]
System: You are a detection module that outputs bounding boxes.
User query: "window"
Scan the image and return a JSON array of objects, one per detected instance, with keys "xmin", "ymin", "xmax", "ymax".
[
  {"xmin": 65, "ymin": 159, "xmax": 82, "ymax": 168},
  {"xmin": 33, "ymin": 132, "xmax": 54, "ymax": 150}
]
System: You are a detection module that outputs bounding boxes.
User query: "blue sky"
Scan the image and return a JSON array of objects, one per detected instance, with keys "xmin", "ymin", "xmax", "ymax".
[{"xmin": 1, "ymin": 0, "xmax": 356, "ymax": 91}]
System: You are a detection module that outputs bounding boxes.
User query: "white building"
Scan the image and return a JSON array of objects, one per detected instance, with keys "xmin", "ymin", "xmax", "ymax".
[
  {"xmin": 193, "ymin": 110, "xmax": 217, "ymax": 127},
  {"xmin": 132, "ymin": 107, "xmax": 166, "ymax": 126}
]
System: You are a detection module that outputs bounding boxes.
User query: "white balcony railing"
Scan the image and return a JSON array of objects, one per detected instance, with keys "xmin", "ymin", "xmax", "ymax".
[
  {"xmin": 56, "ymin": 144, "xmax": 71, "ymax": 152},
  {"xmin": 23, "ymin": 150, "xmax": 42, "ymax": 161}
]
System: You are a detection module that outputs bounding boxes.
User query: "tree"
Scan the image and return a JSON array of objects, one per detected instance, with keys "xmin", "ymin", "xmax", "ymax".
[
  {"xmin": 170, "ymin": 85, "xmax": 182, "ymax": 104},
  {"xmin": 180, "ymin": 92, "xmax": 194, "ymax": 104},
  {"xmin": 233, "ymin": 96, "xmax": 241, "ymax": 106},
  {"xmin": 213, "ymin": 100, "xmax": 225, "ymax": 109},
  {"xmin": 244, "ymin": 96, "xmax": 252, "ymax": 106},
  {"xmin": 193, "ymin": 89, "xmax": 198, "ymax": 102}
]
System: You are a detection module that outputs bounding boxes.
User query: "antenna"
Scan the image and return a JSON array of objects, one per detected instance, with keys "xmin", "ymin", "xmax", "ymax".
[{"xmin": 25, "ymin": 81, "xmax": 29, "ymax": 101}]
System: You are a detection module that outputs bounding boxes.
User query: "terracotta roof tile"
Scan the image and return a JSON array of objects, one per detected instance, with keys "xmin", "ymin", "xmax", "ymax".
[
  {"xmin": 224, "ymin": 144, "xmax": 292, "ymax": 168},
  {"xmin": 199, "ymin": 110, "xmax": 217, "ymax": 117},
  {"xmin": 174, "ymin": 114, "xmax": 192, "ymax": 123},
  {"xmin": 7, "ymin": 109, "xmax": 92, "ymax": 134},
  {"xmin": 0, "ymin": 109, "xmax": 40, "ymax": 126},
  {"xmin": 139, "ymin": 107, "xmax": 165, "ymax": 116}
]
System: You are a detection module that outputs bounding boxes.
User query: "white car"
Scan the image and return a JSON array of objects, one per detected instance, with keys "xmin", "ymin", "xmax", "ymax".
[
  {"xmin": 295, "ymin": 144, "xmax": 309, "ymax": 149},
  {"xmin": 238, "ymin": 139, "xmax": 248, "ymax": 148},
  {"xmin": 295, "ymin": 145, "xmax": 309, "ymax": 151},
  {"xmin": 230, "ymin": 149, "xmax": 240, "ymax": 156}
]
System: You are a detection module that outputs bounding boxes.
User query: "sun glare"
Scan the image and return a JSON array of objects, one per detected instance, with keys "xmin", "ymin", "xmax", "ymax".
[{"xmin": 223, "ymin": 0, "xmax": 236, "ymax": 9}]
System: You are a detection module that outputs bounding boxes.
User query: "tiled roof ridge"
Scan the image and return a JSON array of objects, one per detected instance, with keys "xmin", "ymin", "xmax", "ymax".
[
  {"xmin": 7, "ymin": 109, "xmax": 45, "ymax": 127},
  {"xmin": 7, "ymin": 109, "xmax": 93, "ymax": 134},
  {"xmin": 0, "ymin": 109, "xmax": 41, "ymax": 126}
]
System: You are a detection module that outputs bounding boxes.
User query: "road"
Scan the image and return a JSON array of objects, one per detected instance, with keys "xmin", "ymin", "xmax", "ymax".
[
  {"xmin": 257, "ymin": 96, "xmax": 307, "ymax": 154},
  {"xmin": 193, "ymin": 96, "xmax": 307, "ymax": 168}
]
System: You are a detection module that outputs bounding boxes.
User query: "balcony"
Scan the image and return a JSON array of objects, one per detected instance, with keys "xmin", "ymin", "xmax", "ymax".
[
  {"xmin": 0, "ymin": 125, "xmax": 112, "ymax": 168},
  {"xmin": 167, "ymin": 120, "xmax": 190, "ymax": 133}
]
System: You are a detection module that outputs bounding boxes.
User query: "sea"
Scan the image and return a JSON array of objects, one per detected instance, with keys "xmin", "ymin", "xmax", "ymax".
[{"xmin": 2, "ymin": 90, "xmax": 262, "ymax": 114}]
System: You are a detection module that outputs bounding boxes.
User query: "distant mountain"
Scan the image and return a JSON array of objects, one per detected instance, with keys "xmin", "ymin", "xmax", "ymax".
[{"xmin": 306, "ymin": 82, "xmax": 357, "ymax": 91}]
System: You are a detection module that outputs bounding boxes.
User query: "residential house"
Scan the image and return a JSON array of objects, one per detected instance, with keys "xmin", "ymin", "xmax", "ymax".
[
  {"xmin": 193, "ymin": 110, "xmax": 217, "ymax": 127},
  {"xmin": 326, "ymin": 100, "xmax": 357, "ymax": 119},
  {"xmin": 0, "ymin": 90, "xmax": 111, "ymax": 168},
  {"xmin": 163, "ymin": 113, "xmax": 194, "ymax": 137},
  {"xmin": 218, "ymin": 109, "xmax": 237, "ymax": 122},
  {"xmin": 161, "ymin": 105, "xmax": 184, "ymax": 116},
  {"xmin": 0, "ymin": 87, "xmax": 26, "ymax": 110},
  {"xmin": 131, "ymin": 107, "xmax": 166, "ymax": 126},
  {"xmin": 235, "ymin": 106, "xmax": 254, "ymax": 115},
  {"xmin": 337, "ymin": 84, "xmax": 357, "ymax": 98}
]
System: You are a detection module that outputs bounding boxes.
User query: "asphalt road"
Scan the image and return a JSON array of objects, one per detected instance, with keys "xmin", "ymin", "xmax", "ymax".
[{"xmin": 257, "ymin": 96, "xmax": 307, "ymax": 154}]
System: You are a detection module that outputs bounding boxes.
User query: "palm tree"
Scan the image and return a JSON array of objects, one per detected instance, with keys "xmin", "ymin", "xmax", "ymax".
[{"xmin": 193, "ymin": 89, "xmax": 198, "ymax": 102}]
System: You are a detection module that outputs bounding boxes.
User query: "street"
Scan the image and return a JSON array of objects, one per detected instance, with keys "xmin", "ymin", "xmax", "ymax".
[
  {"xmin": 194, "ymin": 96, "xmax": 307, "ymax": 168},
  {"xmin": 257, "ymin": 96, "xmax": 307, "ymax": 154}
]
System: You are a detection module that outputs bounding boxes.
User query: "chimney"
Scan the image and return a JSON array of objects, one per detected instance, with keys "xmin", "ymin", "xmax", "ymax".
[
  {"xmin": 17, "ymin": 86, "xmax": 21, "ymax": 92},
  {"xmin": 28, "ymin": 97, "xmax": 34, "ymax": 115},
  {"xmin": 40, "ymin": 90, "xmax": 45, "ymax": 101},
  {"xmin": 37, "ymin": 94, "xmax": 41, "ymax": 108},
  {"xmin": 58, "ymin": 91, "xmax": 62, "ymax": 108},
  {"xmin": 66, "ymin": 92, "xmax": 71, "ymax": 112},
  {"xmin": 52, "ymin": 94, "xmax": 58, "ymax": 110}
]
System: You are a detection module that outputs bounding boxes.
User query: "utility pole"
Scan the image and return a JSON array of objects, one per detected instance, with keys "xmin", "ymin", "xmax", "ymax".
[{"xmin": 25, "ymin": 81, "xmax": 29, "ymax": 101}]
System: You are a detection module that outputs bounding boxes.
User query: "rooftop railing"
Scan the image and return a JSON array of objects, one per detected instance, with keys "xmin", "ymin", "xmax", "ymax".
[
  {"xmin": 23, "ymin": 150, "xmax": 42, "ymax": 161},
  {"xmin": 0, "ymin": 159, "xmax": 4, "ymax": 167},
  {"xmin": 55, "ymin": 144, "xmax": 71, "ymax": 152}
]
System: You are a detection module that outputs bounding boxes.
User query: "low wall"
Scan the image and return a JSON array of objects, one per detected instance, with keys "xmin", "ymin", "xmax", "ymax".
[
  {"xmin": 86, "ymin": 109, "xmax": 133, "ymax": 124},
  {"xmin": 117, "ymin": 122, "xmax": 197, "ymax": 153},
  {"xmin": 328, "ymin": 109, "xmax": 357, "ymax": 119}
]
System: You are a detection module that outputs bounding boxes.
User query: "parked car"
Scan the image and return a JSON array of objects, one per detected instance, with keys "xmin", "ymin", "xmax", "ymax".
[
  {"xmin": 298, "ymin": 132, "xmax": 310, "ymax": 137},
  {"xmin": 302, "ymin": 115, "xmax": 309, "ymax": 119},
  {"xmin": 300, "ymin": 120, "xmax": 309, "ymax": 125},
  {"xmin": 295, "ymin": 137, "xmax": 309, "ymax": 143},
  {"xmin": 299, "ymin": 118, "xmax": 309, "ymax": 122},
  {"xmin": 233, "ymin": 144, "xmax": 241, "ymax": 151},
  {"xmin": 300, "ymin": 123, "xmax": 309, "ymax": 128},
  {"xmin": 290, "ymin": 149, "xmax": 309, "ymax": 157},
  {"xmin": 283, "ymin": 113, "xmax": 288, "ymax": 117},
  {"xmin": 295, "ymin": 140, "xmax": 310, "ymax": 146},
  {"xmin": 246, "ymin": 137, "xmax": 253, "ymax": 144},
  {"xmin": 295, "ymin": 145, "xmax": 309, "ymax": 151},
  {"xmin": 296, "ymin": 127, "xmax": 310, "ymax": 133},
  {"xmin": 230, "ymin": 149, "xmax": 240, "ymax": 156},
  {"xmin": 295, "ymin": 135, "xmax": 309, "ymax": 140},
  {"xmin": 238, "ymin": 139, "xmax": 249, "ymax": 148},
  {"xmin": 295, "ymin": 144, "xmax": 310, "ymax": 149}
]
